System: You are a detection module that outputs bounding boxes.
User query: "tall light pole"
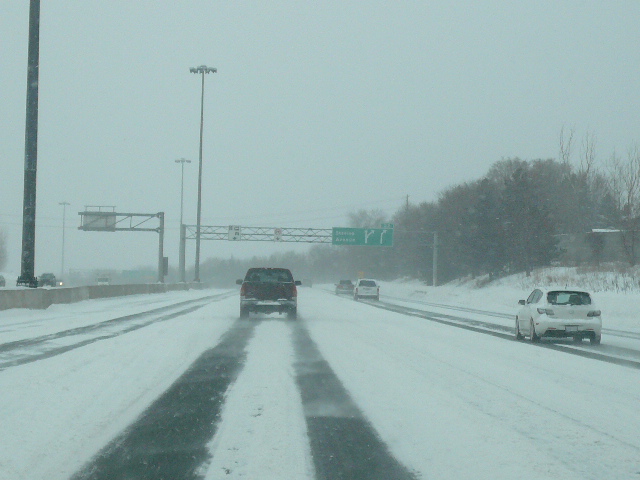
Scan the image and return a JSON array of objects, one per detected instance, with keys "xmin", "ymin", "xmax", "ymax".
[
  {"xmin": 17, "ymin": 0, "xmax": 41, "ymax": 288},
  {"xmin": 175, "ymin": 158, "xmax": 191, "ymax": 283},
  {"xmin": 189, "ymin": 64, "xmax": 216, "ymax": 282},
  {"xmin": 59, "ymin": 201, "xmax": 70, "ymax": 278}
]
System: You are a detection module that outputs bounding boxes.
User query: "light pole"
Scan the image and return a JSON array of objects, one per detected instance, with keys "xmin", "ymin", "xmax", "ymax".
[
  {"xmin": 189, "ymin": 64, "xmax": 216, "ymax": 282},
  {"xmin": 175, "ymin": 158, "xmax": 191, "ymax": 282},
  {"xmin": 59, "ymin": 201, "xmax": 70, "ymax": 279},
  {"xmin": 17, "ymin": 0, "xmax": 41, "ymax": 288}
]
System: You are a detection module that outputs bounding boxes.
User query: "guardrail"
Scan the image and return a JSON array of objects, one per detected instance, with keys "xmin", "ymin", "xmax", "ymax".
[{"xmin": 0, "ymin": 282, "xmax": 212, "ymax": 311}]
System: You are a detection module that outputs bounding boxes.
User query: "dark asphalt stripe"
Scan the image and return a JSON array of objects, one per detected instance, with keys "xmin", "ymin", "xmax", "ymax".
[
  {"xmin": 71, "ymin": 319, "xmax": 256, "ymax": 480},
  {"xmin": 292, "ymin": 322, "xmax": 417, "ymax": 480}
]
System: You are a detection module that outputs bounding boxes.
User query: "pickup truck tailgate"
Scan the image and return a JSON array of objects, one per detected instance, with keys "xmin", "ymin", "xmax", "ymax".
[{"xmin": 243, "ymin": 281, "xmax": 294, "ymax": 300}]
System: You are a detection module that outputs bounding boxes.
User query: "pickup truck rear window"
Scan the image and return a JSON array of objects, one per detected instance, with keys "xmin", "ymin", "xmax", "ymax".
[
  {"xmin": 245, "ymin": 268, "xmax": 293, "ymax": 283},
  {"xmin": 358, "ymin": 280, "xmax": 377, "ymax": 287}
]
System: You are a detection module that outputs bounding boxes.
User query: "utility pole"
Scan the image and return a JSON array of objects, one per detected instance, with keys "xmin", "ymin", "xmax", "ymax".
[
  {"xmin": 17, "ymin": 0, "xmax": 41, "ymax": 288},
  {"xmin": 59, "ymin": 201, "xmax": 70, "ymax": 278},
  {"xmin": 157, "ymin": 212, "xmax": 165, "ymax": 283},
  {"xmin": 432, "ymin": 231, "xmax": 438, "ymax": 287},
  {"xmin": 189, "ymin": 65, "xmax": 216, "ymax": 282},
  {"xmin": 175, "ymin": 158, "xmax": 190, "ymax": 282},
  {"xmin": 175, "ymin": 158, "xmax": 191, "ymax": 228}
]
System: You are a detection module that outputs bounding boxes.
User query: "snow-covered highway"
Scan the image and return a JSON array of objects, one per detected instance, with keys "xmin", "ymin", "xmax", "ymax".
[{"xmin": 1, "ymin": 286, "xmax": 639, "ymax": 479}]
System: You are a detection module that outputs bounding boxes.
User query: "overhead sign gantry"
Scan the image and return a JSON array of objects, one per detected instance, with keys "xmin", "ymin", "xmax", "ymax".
[
  {"xmin": 178, "ymin": 224, "xmax": 394, "ymax": 282},
  {"xmin": 78, "ymin": 206, "xmax": 166, "ymax": 283}
]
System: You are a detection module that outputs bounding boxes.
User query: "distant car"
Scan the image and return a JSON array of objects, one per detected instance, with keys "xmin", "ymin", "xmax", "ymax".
[
  {"xmin": 38, "ymin": 273, "xmax": 57, "ymax": 287},
  {"xmin": 353, "ymin": 278, "xmax": 379, "ymax": 301},
  {"xmin": 335, "ymin": 279, "xmax": 354, "ymax": 295},
  {"xmin": 0, "ymin": 275, "xmax": 5, "ymax": 287},
  {"xmin": 516, "ymin": 288, "xmax": 602, "ymax": 345}
]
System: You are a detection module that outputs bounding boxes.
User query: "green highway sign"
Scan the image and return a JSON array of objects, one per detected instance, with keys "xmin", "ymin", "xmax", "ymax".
[{"xmin": 332, "ymin": 227, "xmax": 394, "ymax": 247}]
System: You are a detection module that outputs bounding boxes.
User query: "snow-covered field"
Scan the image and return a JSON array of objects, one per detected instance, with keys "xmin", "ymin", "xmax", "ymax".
[{"xmin": 0, "ymin": 279, "xmax": 639, "ymax": 479}]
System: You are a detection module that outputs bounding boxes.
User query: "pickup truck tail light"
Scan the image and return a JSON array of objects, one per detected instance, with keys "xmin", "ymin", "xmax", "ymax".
[
  {"xmin": 240, "ymin": 283, "xmax": 246, "ymax": 296},
  {"xmin": 292, "ymin": 284, "xmax": 297, "ymax": 297},
  {"xmin": 587, "ymin": 310, "xmax": 601, "ymax": 317}
]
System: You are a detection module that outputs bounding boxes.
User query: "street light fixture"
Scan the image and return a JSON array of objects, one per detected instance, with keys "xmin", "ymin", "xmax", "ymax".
[
  {"xmin": 175, "ymin": 158, "xmax": 191, "ymax": 282},
  {"xmin": 190, "ymin": 64, "xmax": 216, "ymax": 282},
  {"xmin": 59, "ymin": 201, "xmax": 70, "ymax": 279}
]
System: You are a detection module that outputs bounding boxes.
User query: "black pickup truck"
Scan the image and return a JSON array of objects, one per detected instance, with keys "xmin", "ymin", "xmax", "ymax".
[{"xmin": 236, "ymin": 267, "xmax": 301, "ymax": 319}]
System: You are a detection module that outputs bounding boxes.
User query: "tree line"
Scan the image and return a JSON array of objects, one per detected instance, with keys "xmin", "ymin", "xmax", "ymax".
[{"xmin": 190, "ymin": 132, "xmax": 640, "ymax": 286}]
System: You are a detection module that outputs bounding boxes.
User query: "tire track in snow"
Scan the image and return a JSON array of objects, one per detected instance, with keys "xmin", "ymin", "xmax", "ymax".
[
  {"xmin": 367, "ymin": 298, "xmax": 640, "ymax": 370},
  {"xmin": 292, "ymin": 321, "xmax": 418, "ymax": 480},
  {"xmin": 200, "ymin": 320, "xmax": 313, "ymax": 479},
  {"xmin": 0, "ymin": 292, "xmax": 235, "ymax": 370},
  {"xmin": 71, "ymin": 312, "xmax": 417, "ymax": 479},
  {"xmin": 70, "ymin": 318, "xmax": 256, "ymax": 480}
]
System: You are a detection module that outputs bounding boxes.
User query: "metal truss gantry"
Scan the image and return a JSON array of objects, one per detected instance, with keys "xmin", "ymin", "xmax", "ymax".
[
  {"xmin": 184, "ymin": 225, "xmax": 332, "ymax": 242},
  {"xmin": 78, "ymin": 208, "xmax": 166, "ymax": 283},
  {"xmin": 178, "ymin": 225, "xmax": 333, "ymax": 282}
]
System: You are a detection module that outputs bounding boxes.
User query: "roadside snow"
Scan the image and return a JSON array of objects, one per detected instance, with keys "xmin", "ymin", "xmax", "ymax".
[
  {"xmin": 378, "ymin": 277, "xmax": 640, "ymax": 333},
  {"xmin": 0, "ymin": 280, "xmax": 639, "ymax": 479},
  {"xmin": 0, "ymin": 289, "xmax": 226, "ymax": 343}
]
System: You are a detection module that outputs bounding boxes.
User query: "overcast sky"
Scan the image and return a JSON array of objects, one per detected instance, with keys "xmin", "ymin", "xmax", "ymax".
[{"xmin": 2, "ymin": 1, "xmax": 640, "ymax": 277}]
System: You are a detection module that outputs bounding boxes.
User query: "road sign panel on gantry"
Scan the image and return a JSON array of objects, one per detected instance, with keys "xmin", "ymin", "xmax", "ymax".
[{"xmin": 331, "ymin": 227, "xmax": 393, "ymax": 246}]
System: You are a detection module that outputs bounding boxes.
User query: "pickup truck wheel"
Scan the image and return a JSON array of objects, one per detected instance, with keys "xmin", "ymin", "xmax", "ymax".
[{"xmin": 240, "ymin": 307, "xmax": 249, "ymax": 318}]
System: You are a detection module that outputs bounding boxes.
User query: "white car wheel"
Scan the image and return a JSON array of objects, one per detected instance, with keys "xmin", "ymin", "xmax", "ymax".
[
  {"xmin": 530, "ymin": 319, "xmax": 540, "ymax": 343},
  {"xmin": 515, "ymin": 318, "xmax": 524, "ymax": 340}
]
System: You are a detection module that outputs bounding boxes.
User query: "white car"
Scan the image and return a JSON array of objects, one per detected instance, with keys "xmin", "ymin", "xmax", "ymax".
[
  {"xmin": 516, "ymin": 288, "xmax": 602, "ymax": 345},
  {"xmin": 353, "ymin": 278, "xmax": 380, "ymax": 301}
]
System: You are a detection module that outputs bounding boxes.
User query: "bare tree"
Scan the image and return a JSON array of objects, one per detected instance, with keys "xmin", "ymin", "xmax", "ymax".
[
  {"xmin": 580, "ymin": 131, "xmax": 597, "ymax": 177},
  {"xmin": 619, "ymin": 145, "xmax": 640, "ymax": 217},
  {"xmin": 559, "ymin": 125, "xmax": 575, "ymax": 165},
  {"xmin": 606, "ymin": 144, "xmax": 640, "ymax": 264},
  {"xmin": 347, "ymin": 209, "xmax": 387, "ymax": 228},
  {"xmin": 605, "ymin": 150, "xmax": 624, "ymax": 212}
]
